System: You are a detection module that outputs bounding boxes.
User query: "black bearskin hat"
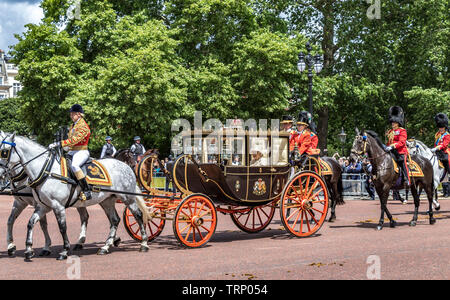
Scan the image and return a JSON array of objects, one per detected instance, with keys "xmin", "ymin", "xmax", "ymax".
[
  {"xmin": 388, "ymin": 106, "xmax": 404, "ymax": 127},
  {"xmin": 435, "ymin": 113, "xmax": 449, "ymax": 129},
  {"xmin": 297, "ymin": 111, "xmax": 312, "ymax": 127},
  {"xmin": 69, "ymin": 104, "xmax": 84, "ymax": 114},
  {"xmin": 281, "ymin": 115, "xmax": 293, "ymax": 124}
]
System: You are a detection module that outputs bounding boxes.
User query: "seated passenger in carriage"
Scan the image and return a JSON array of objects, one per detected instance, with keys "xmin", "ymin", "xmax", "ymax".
[
  {"xmin": 384, "ymin": 106, "xmax": 410, "ymax": 186},
  {"xmin": 431, "ymin": 113, "xmax": 450, "ymax": 179},
  {"xmin": 295, "ymin": 111, "xmax": 314, "ymax": 168}
]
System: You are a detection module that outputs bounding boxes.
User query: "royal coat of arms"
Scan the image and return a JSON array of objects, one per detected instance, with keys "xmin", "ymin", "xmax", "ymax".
[{"xmin": 253, "ymin": 178, "xmax": 267, "ymax": 196}]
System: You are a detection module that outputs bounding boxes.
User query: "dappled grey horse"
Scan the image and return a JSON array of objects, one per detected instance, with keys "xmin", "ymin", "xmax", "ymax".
[
  {"xmin": 0, "ymin": 132, "xmax": 151, "ymax": 260},
  {"xmin": 407, "ymin": 139, "xmax": 443, "ymax": 210},
  {"xmin": 0, "ymin": 162, "xmax": 90, "ymax": 257}
]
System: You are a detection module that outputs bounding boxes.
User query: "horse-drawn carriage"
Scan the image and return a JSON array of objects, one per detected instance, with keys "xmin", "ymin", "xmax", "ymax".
[{"xmin": 123, "ymin": 128, "xmax": 330, "ymax": 248}]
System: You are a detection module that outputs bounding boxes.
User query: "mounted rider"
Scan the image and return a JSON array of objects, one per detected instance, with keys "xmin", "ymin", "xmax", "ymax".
[
  {"xmin": 100, "ymin": 136, "xmax": 117, "ymax": 159},
  {"xmin": 130, "ymin": 136, "xmax": 146, "ymax": 162},
  {"xmin": 295, "ymin": 111, "xmax": 314, "ymax": 168},
  {"xmin": 385, "ymin": 106, "xmax": 409, "ymax": 186},
  {"xmin": 49, "ymin": 104, "xmax": 92, "ymax": 200},
  {"xmin": 431, "ymin": 113, "xmax": 450, "ymax": 179}
]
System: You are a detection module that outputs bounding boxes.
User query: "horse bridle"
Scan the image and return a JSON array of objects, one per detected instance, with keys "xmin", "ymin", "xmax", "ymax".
[{"xmin": 351, "ymin": 134, "xmax": 389, "ymax": 161}]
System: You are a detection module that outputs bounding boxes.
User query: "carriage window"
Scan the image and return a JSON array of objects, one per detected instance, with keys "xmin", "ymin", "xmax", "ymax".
[
  {"xmin": 202, "ymin": 136, "xmax": 220, "ymax": 164},
  {"xmin": 272, "ymin": 137, "xmax": 289, "ymax": 166},
  {"xmin": 249, "ymin": 137, "xmax": 269, "ymax": 166},
  {"xmin": 182, "ymin": 137, "xmax": 202, "ymax": 163},
  {"xmin": 222, "ymin": 137, "xmax": 245, "ymax": 166}
]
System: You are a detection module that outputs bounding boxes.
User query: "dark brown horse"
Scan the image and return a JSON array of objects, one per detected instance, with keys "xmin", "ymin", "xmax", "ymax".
[
  {"xmin": 350, "ymin": 130, "xmax": 436, "ymax": 230},
  {"xmin": 297, "ymin": 156, "xmax": 344, "ymax": 222},
  {"xmin": 320, "ymin": 156, "xmax": 345, "ymax": 222},
  {"xmin": 114, "ymin": 149, "xmax": 137, "ymax": 170}
]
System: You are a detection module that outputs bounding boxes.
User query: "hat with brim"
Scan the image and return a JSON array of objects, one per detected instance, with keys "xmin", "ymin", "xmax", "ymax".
[
  {"xmin": 106, "ymin": 136, "xmax": 112, "ymax": 141},
  {"xmin": 281, "ymin": 115, "xmax": 293, "ymax": 124},
  {"xmin": 69, "ymin": 104, "xmax": 84, "ymax": 114},
  {"xmin": 297, "ymin": 111, "xmax": 311, "ymax": 127},
  {"xmin": 134, "ymin": 136, "xmax": 141, "ymax": 141}
]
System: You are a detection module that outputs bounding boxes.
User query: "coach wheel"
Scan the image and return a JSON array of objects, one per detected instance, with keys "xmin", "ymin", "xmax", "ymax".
[
  {"xmin": 280, "ymin": 171, "xmax": 328, "ymax": 237},
  {"xmin": 123, "ymin": 202, "xmax": 165, "ymax": 242},
  {"xmin": 230, "ymin": 202, "xmax": 276, "ymax": 233},
  {"xmin": 136, "ymin": 155, "xmax": 155, "ymax": 193},
  {"xmin": 173, "ymin": 194, "xmax": 217, "ymax": 248}
]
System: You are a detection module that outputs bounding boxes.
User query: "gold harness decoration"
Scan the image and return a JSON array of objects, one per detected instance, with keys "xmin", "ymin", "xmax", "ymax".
[
  {"xmin": 318, "ymin": 158, "xmax": 333, "ymax": 176},
  {"xmin": 61, "ymin": 157, "xmax": 112, "ymax": 186},
  {"xmin": 391, "ymin": 158, "xmax": 424, "ymax": 178}
]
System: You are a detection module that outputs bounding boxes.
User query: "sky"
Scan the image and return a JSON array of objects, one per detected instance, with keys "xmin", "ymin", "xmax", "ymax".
[{"xmin": 0, "ymin": 0, "xmax": 44, "ymax": 55}]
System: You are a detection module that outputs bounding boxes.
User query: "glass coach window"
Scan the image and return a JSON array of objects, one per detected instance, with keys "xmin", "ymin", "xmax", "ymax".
[
  {"xmin": 272, "ymin": 137, "xmax": 289, "ymax": 166},
  {"xmin": 249, "ymin": 137, "xmax": 269, "ymax": 166}
]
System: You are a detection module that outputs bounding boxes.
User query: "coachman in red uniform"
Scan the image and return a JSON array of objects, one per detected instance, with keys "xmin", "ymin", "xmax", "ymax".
[
  {"xmin": 296, "ymin": 111, "xmax": 314, "ymax": 167},
  {"xmin": 431, "ymin": 113, "xmax": 450, "ymax": 178},
  {"xmin": 385, "ymin": 106, "xmax": 410, "ymax": 185}
]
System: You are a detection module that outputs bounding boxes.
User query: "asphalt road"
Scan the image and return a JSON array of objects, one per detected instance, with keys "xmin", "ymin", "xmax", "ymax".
[{"xmin": 0, "ymin": 194, "xmax": 449, "ymax": 280}]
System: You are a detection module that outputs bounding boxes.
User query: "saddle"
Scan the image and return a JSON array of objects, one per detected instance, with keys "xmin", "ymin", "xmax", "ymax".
[
  {"xmin": 318, "ymin": 158, "xmax": 333, "ymax": 176},
  {"xmin": 61, "ymin": 156, "xmax": 112, "ymax": 187},
  {"xmin": 390, "ymin": 157, "xmax": 424, "ymax": 178}
]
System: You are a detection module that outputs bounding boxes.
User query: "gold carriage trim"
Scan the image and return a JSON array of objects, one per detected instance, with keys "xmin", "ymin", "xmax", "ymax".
[
  {"xmin": 60, "ymin": 158, "xmax": 112, "ymax": 186},
  {"xmin": 318, "ymin": 158, "xmax": 332, "ymax": 176}
]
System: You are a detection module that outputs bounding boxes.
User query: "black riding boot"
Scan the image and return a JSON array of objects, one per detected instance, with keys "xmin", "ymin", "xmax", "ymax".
[
  {"xmin": 400, "ymin": 161, "xmax": 410, "ymax": 186},
  {"xmin": 79, "ymin": 177, "xmax": 92, "ymax": 201}
]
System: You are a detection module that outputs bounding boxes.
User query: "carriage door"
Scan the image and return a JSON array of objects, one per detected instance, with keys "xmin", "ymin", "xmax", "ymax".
[
  {"xmin": 246, "ymin": 136, "xmax": 272, "ymax": 201},
  {"xmin": 223, "ymin": 135, "xmax": 246, "ymax": 199}
]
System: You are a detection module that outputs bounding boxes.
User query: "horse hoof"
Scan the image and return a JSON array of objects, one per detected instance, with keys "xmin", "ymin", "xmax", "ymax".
[
  {"xmin": 73, "ymin": 244, "xmax": 83, "ymax": 251},
  {"xmin": 376, "ymin": 225, "xmax": 383, "ymax": 231},
  {"xmin": 113, "ymin": 237, "xmax": 121, "ymax": 247},
  {"xmin": 24, "ymin": 251, "xmax": 35, "ymax": 260},
  {"xmin": 7, "ymin": 246, "xmax": 16, "ymax": 257},
  {"xmin": 434, "ymin": 205, "xmax": 440, "ymax": 211},
  {"xmin": 97, "ymin": 248, "xmax": 109, "ymax": 255},
  {"xmin": 39, "ymin": 250, "xmax": 51, "ymax": 256},
  {"xmin": 390, "ymin": 221, "xmax": 397, "ymax": 228},
  {"xmin": 430, "ymin": 218, "xmax": 436, "ymax": 225},
  {"xmin": 56, "ymin": 254, "xmax": 68, "ymax": 261},
  {"xmin": 409, "ymin": 221, "xmax": 416, "ymax": 227},
  {"xmin": 139, "ymin": 245, "xmax": 149, "ymax": 253}
]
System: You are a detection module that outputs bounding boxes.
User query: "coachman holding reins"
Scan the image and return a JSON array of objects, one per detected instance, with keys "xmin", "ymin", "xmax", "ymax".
[{"xmin": 49, "ymin": 104, "xmax": 92, "ymax": 200}]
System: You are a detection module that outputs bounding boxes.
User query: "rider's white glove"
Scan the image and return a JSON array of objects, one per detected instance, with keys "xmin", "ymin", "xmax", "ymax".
[
  {"xmin": 385, "ymin": 146, "xmax": 393, "ymax": 152},
  {"xmin": 431, "ymin": 147, "xmax": 438, "ymax": 153},
  {"xmin": 48, "ymin": 142, "xmax": 60, "ymax": 149}
]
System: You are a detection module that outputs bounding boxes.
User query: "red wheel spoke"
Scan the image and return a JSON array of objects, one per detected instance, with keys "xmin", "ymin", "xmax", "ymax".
[
  {"xmin": 286, "ymin": 207, "xmax": 301, "ymax": 222},
  {"xmin": 311, "ymin": 206, "xmax": 326, "ymax": 214},
  {"xmin": 307, "ymin": 209, "xmax": 319, "ymax": 224}
]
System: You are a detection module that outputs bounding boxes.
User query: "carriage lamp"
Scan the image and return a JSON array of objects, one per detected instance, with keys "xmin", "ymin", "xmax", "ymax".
[
  {"xmin": 297, "ymin": 41, "xmax": 323, "ymax": 115},
  {"xmin": 338, "ymin": 127, "xmax": 347, "ymax": 156}
]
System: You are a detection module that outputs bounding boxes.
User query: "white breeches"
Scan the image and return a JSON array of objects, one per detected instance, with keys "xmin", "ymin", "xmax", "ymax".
[{"xmin": 69, "ymin": 150, "xmax": 90, "ymax": 173}]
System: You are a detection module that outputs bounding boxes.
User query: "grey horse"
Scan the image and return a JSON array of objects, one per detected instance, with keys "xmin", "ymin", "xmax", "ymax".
[
  {"xmin": 0, "ymin": 132, "xmax": 151, "ymax": 260},
  {"xmin": 0, "ymin": 162, "xmax": 90, "ymax": 257},
  {"xmin": 407, "ymin": 139, "xmax": 443, "ymax": 210}
]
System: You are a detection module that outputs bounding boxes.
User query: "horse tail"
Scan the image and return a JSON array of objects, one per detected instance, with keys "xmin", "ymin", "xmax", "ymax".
[
  {"xmin": 134, "ymin": 185, "xmax": 150, "ymax": 224},
  {"xmin": 336, "ymin": 172, "xmax": 345, "ymax": 205}
]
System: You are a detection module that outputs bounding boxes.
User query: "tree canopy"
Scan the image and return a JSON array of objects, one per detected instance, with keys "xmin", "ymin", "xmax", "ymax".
[{"xmin": 5, "ymin": 0, "xmax": 449, "ymax": 156}]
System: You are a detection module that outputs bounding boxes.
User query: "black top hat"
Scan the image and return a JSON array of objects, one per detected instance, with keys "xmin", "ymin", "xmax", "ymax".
[
  {"xmin": 69, "ymin": 104, "xmax": 84, "ymax": 114},
  {"xmin": 281, "ymin": 115, "xmax": 293, "ymax": 124},
  {"xmin": 388, "ymin": 106, "xmax": 404, "ymax": 127},
  {"xmin": 435, "ymin": 113, "xmax": 449, "ymax": 129},
  {"xmin": 297, "ymin": 111, "xmax": 312, "ymax": 127}
]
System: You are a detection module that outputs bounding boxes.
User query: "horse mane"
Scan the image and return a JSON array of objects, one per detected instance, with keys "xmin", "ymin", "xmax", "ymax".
[
  {"xmin": 16, "ymin": 135, "xmax": 46, "ymax": 152},
  {"xmin": 364, "ymin": 130, "xmax": 385, "ymax": 149}
]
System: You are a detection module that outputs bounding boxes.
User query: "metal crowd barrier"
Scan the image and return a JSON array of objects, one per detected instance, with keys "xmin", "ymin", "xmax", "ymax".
[{"xmin": 342, "ymin": 173, "xmax": 368, "ymax": 197}]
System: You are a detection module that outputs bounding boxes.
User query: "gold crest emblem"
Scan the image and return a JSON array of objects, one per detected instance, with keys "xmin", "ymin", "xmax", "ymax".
[{"xmin": 253, "ymin": 178, "xmax": 267, "ymax": 196}]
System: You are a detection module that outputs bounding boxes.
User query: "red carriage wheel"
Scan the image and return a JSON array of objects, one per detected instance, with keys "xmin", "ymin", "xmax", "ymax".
[
  {"xmin": 123, "ymin": 202, "xmax": 166, "ymax": 242},
  {"xmin": 280, "ymin": 171, "xmax": 328, "ymax": 237},
  {"xmin": 173, "ymin": 194, "xmax": 217, "ymax": 248},
  {"xmin": 230, "ymin": 202, "xmax": 276, "ymax": 233}
]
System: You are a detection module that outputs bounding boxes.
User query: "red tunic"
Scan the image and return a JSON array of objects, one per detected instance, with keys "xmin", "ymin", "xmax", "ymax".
[
  {"xmin": 435, "ymin": 130, "xmax": 450, "ymax": 154},
  {"xmin": 386, "ymin": 127, "xmax": 408, "ymax": 155},
  {"xmin": 61, "ymin": 118, "xmax": 91, "ymax": 151},
  {"xmin": 295, "ymin": 130, "xmax": 312, "ymax": 155},
  {"xmin": 288, "ymin": 129, "xmax": 299, "ymax": 152}
]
